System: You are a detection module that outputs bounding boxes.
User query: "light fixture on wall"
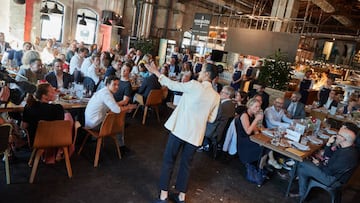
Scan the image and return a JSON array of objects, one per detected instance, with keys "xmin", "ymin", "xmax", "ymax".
[
  {"xmin": 50, "ymin": 1, "xmax": 63, "ymax": 14},
  {"xmin": 41, "ymin": 14, "xmax": 50, "ymax": 21},
  {"xmin": 79, "ymin": 13, "xmax": 87, "ymax": 25},
  {"xmin": 40, "ymin": 1, "xmax": 49, "ymax": 13}
]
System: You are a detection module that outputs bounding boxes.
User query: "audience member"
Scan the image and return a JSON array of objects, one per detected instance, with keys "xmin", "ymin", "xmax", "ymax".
[
  {"xmin": 234, "ymin": 90, "xmax": 248, "ymax": 115},
  {"xmin": 113, "ymin": 63, "xmax": 132, "ymax": 106},
  {"xmin": 283, "ymin": 91, "xmax": 306, "ymax": 119},
  {"xmin": 264, "ymin": 97, "xmax": 293, "ymax": 129},
  {"xmin": 14, "ymin": 42, "xmax": 32, "ymax": 67},
  {"xmin": 45, "ymin": 58, "xmax": 73, "ymax": 89},
  {"xmin": 319, "ymin": 89, "xmax": 338, "ymax": 110},
  {"xmin": 202, "ymin": 85, "xmax": 236, "ymax": 151},
  {"xmin": 16, "ymin": 58, "xmax": 47, "ymax": 84},
  {"xmin": 291, "ymin": 123, "xmax": 359, "ymax": 199},
  {"xmin": 248, "ymin": 84, "xmax": 269, "ymax": 110}
]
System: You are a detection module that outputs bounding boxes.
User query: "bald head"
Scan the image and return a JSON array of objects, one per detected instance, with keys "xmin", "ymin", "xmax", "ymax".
[
  {"xmin": 274, "ymin": 97, "xmax": 284, "ymax": 111},
  {"xmin": 336, "ymin": 126, "xmax": 356, "ymax": 147}
]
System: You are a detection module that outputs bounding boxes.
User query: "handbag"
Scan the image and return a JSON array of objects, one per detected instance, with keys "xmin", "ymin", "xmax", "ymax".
[{"xmin": 245, "ymin": 163, "xmax": 265, "ymax": 187}]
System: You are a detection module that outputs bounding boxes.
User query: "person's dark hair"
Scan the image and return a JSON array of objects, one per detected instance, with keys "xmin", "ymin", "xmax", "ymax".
[
  {"xmin": 23, "ymin": 41, "xmax": 32, "ymax": 47},
  {"xmin": 78, "ymin": 47, "xmax": 89, "ymax": 54},
  {"xmin": 29, "ymin": 58, "xmax": 41, "ymax": 65},
  {"xmin": 105, "ymin": 75, "xmax": 119, "ymax": 86},
  {"xmin": 123, "ymin": 62, "xmax": 133, "ymax": 72},
  {"xmin": 205, "ymin": 63, "xmax": 218, "ymax": 80},
  {"xmin": 239, "ymin": 91, "xmax": 248, "ymax": 104},
  {"xmin": 26, "ymin": 83, "xmax": 52, "ymax": 107},
  {"xmin": 91, "ymin": 53, "xmax": 101, "ymax": 60},
  {"xmin": 52, "ymin": 58, "xmax": 63, "ymax": 65}
]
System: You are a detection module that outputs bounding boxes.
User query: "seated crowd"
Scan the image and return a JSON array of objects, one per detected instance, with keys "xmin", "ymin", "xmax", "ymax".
[{"xmin": 0, "ymin": 34, "xmax": 359, "ymax": 203}]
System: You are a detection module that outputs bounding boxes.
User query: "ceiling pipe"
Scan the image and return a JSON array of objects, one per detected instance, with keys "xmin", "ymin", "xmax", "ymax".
[{"xmin": 311, "ymin": 0, "xmax": 352, "ymax": 27}]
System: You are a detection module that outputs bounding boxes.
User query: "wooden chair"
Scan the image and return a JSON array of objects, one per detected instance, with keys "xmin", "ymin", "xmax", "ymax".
[
  {"xmin": 132, "ymin": 89, "xmax": 163, "ymax": 125},
  {"xmin": 29, "ymin": 120, "xmax": 73, "ymax": 183},
  {"xmin": 0, "ymin": 124, "xmax": 12, "ymax": 184},
  {"xmin": 78, "ymin": 112, "xmax": 126, "ymax": 167}
]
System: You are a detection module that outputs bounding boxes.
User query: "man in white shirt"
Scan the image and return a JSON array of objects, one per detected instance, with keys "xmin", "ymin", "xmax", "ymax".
[
  {"xmin": 264, "ymin": 97, "xmax": 293, "ymax": 129},
  {"xmin": 147, "ymin": 63, "xmax": 220, "ymax": 203},
  {"xmin": 85, "ymin": 76, "xmax": 136, "ymax": 130},
  {"xmin": 69, "ymin": 47, "xmax": 88, "ymax": 75}
]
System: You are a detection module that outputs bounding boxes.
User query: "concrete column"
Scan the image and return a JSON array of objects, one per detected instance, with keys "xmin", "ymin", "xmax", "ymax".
[{"xmin": 271, "ymin": 0, "xmax": 299, "ymax": 32}]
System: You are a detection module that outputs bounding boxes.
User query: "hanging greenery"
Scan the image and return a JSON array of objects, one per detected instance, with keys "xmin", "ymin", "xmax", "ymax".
[{"xmin": 258, "ymin": 50, "xmax": 293, "ymax": 91}]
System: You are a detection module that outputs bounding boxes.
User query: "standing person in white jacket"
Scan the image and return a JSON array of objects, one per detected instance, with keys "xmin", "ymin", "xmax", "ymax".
[{"xmin": 147, "ymin": 62, "xmax": 220, "ymax": 203}]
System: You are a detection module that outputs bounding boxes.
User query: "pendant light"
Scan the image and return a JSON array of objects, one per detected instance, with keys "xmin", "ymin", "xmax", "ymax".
[{"xmin": 79, "ymin": 13, "xmax": 87, "ymax": 26}]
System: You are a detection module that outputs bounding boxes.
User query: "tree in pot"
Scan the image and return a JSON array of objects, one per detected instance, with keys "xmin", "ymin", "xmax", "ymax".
[{"xmin": 258, "ymin": 50, "xmax": 293, "ymax": 91}]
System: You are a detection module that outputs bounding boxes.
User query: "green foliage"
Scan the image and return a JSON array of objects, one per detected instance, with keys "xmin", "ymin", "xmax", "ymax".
[
  {"xmin": 258, "ymin": 50, "xmax": 293, "ymax": 91},
  {"xmin": 133, "ymin": 38, "xmax": 156, "ymax": 56}
]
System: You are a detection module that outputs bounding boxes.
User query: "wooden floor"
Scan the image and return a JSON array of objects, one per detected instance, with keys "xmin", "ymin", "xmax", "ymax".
[{"xmin": 1, "ymin": 108, "xmax": 359, "ymax": 203}]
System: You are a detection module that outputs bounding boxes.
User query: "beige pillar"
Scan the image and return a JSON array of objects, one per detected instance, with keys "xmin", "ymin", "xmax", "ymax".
[{"xmin": 271, "ymin": 0, "xmax": 300, "ymax": 32}]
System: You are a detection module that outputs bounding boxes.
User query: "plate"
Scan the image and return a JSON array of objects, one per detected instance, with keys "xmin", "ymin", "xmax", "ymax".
[
  {"xmin": 335, "ymin": 115, "xmax": 344, "ymax": 119},
  {"xmin": 262, "ymin": 130, "xmax": 274, "ymax": 137},
  {"xmin": 61, "ymin": 95, "xmax": 78, "ymax": 100},
  {"xmin": 318, "ymin": 134, "xmax": 330, "ymax": 139},
  {"xmin": 308, "ymin": 136, "xmax": 323, "ymax": 145},
  {"xmin": 289, "ymin": 141, "xmax": 310, "ymax": 151},
  {"xmin": 326, "ymin": 129, "xmax": 337, "ymax": 135}
]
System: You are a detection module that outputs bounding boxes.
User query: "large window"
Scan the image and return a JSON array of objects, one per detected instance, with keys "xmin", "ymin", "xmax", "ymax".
[
  {"xmin": 40, "ymin": 1, "xmax": 64, "ymax": 41},
  {"xmin": 75, "ymin": 9, "xmax": 98, "ymax": 45}
]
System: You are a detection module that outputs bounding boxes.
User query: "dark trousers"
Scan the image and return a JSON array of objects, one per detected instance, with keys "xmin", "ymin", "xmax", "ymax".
[
  {"xmin": 298, "ymin": 161, "xmax": 336, "ymax": 197},
  {"xmin": 159, "ymin": 133, "xmax": 197, "ymax": 193}
]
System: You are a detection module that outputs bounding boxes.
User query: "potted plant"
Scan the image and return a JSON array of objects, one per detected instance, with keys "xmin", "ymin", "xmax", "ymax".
[{"xmin": 258, "ymin": 50, "xmax": 293, "ymax": 91}]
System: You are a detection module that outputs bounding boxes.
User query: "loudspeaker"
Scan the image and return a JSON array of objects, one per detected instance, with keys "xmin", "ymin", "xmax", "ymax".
[
  {"xmin": 102, "ymin": 10, "xmax": 115, "ymax": 20},
  {"xmin": 211, "ymin": 50, "xmax": 226, "ymax": 62}
]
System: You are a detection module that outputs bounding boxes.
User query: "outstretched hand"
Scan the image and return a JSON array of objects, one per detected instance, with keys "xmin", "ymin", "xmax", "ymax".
[{"xmin": 145, "ymin": 62, "xmax": 160, "ymax": 77}]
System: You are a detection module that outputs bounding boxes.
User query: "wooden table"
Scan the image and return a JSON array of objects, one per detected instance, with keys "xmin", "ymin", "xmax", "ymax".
[
  {"xmin": 0, "ymin": 100, "xmax": 88, "ymax": 113},
  {"xmin": 306, "ymin": 107, "xmax": 360, "ymax": 128},
  {"xmin": 250, "ymin": 132, "xmax": 326, "ymax": 197}
]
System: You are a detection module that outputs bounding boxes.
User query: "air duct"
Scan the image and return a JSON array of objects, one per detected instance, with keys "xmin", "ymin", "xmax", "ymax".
[{"xmin": 311, "ymin": 0, "xmax": 335, "ymax": 13}]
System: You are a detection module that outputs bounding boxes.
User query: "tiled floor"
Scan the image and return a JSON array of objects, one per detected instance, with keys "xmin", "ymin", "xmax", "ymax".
[{"xmin": 1, "ymin": 109, "xmax": 359, "ymax": 203}]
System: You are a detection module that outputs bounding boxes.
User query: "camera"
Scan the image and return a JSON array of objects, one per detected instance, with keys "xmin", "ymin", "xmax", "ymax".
[{"xmin": 0, "ymin": 64, "xmax": 36, "ymax": 105}]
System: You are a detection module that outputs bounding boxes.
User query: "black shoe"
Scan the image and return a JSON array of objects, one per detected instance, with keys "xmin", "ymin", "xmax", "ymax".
[
  {"xmin": 120, "ymin": 146, "xmax": 135, "ymax": 157},
  {"xmin": 169, "ymin": 193, "xmax": 185, "ymax": 203},
  {"xmin": 152, "ymin": 199, "xmax": 168, "ymax": 203},
  {"xmin": 277, "ymin": 171, "xmax": 290, "ymax": 180}
]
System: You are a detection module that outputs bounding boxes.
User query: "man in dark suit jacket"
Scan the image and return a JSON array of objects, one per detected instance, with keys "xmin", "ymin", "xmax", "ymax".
[
  {"xmin": 168, "ymin": 56, "xmax": 180, "ymax": 75},
  {"xmin": 202, "ymin": 85, "xmax": 236, "ymax": 151},
  {"xmin": 137, "ymin": 73, "xmax": 162, "ymax": 103},
  {"xmin": 283, "ymin": 91, "xmax": 306, "ymax": 119},
  {"xmin": 45, "ymin": 58, "xmax": 73, "ymax": 89}
]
